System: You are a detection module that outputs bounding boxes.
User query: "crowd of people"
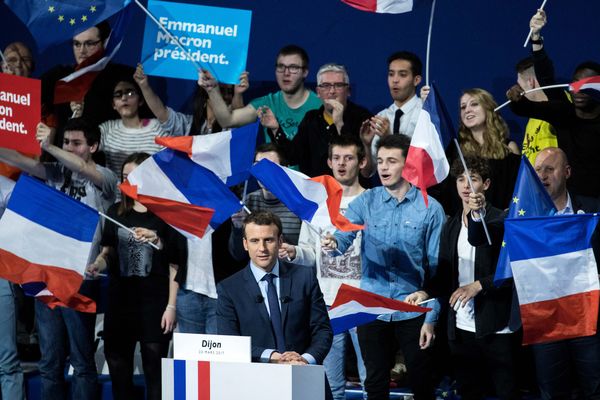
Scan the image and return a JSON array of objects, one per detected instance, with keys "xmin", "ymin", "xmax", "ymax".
[{"xmin": 0, "ymin": 7, "xmax": 599, "ymax": 400}]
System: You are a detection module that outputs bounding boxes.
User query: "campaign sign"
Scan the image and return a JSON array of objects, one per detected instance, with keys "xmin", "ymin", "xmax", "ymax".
[
  {"xmin": 141, "ymin": 0, "xmax": 252, "ymax": 84},
  {"xmin": 0, "ymin": 73, "xmax": 41, "ymax": 156}
]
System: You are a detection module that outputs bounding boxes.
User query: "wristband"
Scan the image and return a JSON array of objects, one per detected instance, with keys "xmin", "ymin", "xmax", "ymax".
[{"xmin": 166, "ymin": 304, "xmax": 176, "ymax": 311}]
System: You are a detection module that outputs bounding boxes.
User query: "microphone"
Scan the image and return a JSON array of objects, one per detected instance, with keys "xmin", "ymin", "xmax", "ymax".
[
  {"xmin": 255, "ymin": 295, "xmax": 264, "ymax": 303},
  {"xmin": 280, "ymin": 296, "xmax": 291, "ymax": 304}
]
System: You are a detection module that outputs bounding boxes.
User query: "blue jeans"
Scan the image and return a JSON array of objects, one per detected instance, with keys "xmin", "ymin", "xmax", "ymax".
[
  {"xmin": 0, "ymin": 279, "xmax": 24, "ymax": 399},
  {"xmin": 176, "ymin": 289, "xmax": 217, "ymax": 334},
  {"xmin": 323, "ymin": 327, "xmax": 367, "ymax": 400},
  {"xmin": 35, "ymin": 285, "xmax": 98, "ymax": 400},
  {"xmin": 532, "ymin": 332, "xmax": 600, "ymax": 399}
]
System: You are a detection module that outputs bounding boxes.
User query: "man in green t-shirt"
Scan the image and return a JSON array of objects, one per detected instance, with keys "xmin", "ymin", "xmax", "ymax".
[{"xmin": 199, "ymin": 45, "xmax": 322, "ymax": 142}]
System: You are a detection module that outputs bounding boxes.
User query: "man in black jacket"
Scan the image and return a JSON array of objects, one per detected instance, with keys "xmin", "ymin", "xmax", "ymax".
[
  {"xmin": 530, "ymin": 147, "xmax": 600, "ymax": 399},
  {"xmin": 270, "ymin": 63, "xmax": 372, "ymax": 178}
]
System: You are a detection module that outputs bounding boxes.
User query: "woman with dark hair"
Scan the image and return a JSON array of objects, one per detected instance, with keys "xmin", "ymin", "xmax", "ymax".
[
  {"xmin": 87, "ymin": 152, "xmax": 183, "ymax": 400},
  {"xmin": 98, "ymin": 77, "xmax": 186, "ymax": 177},
  {"xmin": 133, "ymin": 63, "xmax": 248, "ymax": 136}
]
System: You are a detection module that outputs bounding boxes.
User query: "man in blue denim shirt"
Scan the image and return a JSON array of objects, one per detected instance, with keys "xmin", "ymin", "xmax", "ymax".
[{"xmin": 323, "ymin": 134, "xmax": 444, "ymax": 400}]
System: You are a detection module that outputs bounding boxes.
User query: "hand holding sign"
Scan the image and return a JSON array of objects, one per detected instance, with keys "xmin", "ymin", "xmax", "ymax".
[
  {"xmin": 35, "ymin": 122, "xmax": 55, "ymax": 150},
  {"xmin": 198, "ymin": 69, "xmax": 218, "ymax": 93}
]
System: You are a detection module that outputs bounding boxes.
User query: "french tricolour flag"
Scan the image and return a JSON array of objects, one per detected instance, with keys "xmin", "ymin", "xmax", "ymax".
[
  {"xmin": 402, "ymin": 84, "xmax": 452, "ymax": 206},
  {"xmin": 250, "ymin": 159, "xmax": 363, "ymax": 232},
  {"xmin": 570, "ymin": 75, "xmax": 600, "ymax": 103},
  {"xmin": 120, "ymin": 149, "xmax": 242, "ymax": 239},
  {"xmin": 340, "ymin": 0, "xmax": 413, "ymax": 14},
  {"xmin": 54, "ymin": 3, "xmax": 132, "ymax": 104},
  {"xmin": 328, "ymin": 284, "xmax": 432, "ymax": 334},
  {"xmin": 162, "ymin": 359, "xmax": 210, "ymax": 400},
  {"xmin": 505, "ymin": 213, "xmax": 600, "ymax": 345},
  {"xmin": 155, "ymin": 121, "xmax": 259, "ymax": 186},
  {"xmin": 0, "ymin": 175, "xmax": 99, "ymax": 312}
]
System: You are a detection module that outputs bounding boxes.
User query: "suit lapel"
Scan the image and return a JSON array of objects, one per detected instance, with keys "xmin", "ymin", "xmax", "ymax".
[
  {"xmin": 279, "ymin": 263, "xmax": 292, "ymax": 327},
  {"xmin": 242, "ymin": 266, "xmax": 271, "ymax": 326}
]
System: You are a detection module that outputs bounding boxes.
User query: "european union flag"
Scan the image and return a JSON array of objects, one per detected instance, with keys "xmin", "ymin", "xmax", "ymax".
[
  {"xmin": 6, "ymin": 0, "xmax": 130, "ymax": 51},
  {"xmin": 493, "ymin": 156, "xmax": 556, "ymax": 285}
]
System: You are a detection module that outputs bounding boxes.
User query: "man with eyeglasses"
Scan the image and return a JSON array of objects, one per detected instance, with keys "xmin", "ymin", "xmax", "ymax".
[
  {"xmin": 41, "ymin": 20, "xmax": 134, "ymax": 131},
  {"xmin": 1, "ymin": 42, "xmax": 34, "ymax": 78},
  {"xmin": 268, "ymin": 63, "xmax": 371, "ymax": 178},
  {"xmin": 199, "ymin": 44, "xmax": 322, "ymax": 143}
]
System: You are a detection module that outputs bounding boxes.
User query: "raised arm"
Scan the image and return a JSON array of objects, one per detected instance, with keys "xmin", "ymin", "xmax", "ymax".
[
  {"xmin": 37, "ymin": 123, "xmax": 107, "ymax": 187},
  {"xmin": 199, "ymin": 69, "xmax": 257, "ymax": 128},
  {"xmin": 134, "ymin": 63, "xmax": 169, "ymax": 123}
]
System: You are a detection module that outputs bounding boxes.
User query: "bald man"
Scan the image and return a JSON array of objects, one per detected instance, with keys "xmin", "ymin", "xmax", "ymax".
[{"xmin": 531, "ymin": 147, "xmax": 600, "ymax": 399}]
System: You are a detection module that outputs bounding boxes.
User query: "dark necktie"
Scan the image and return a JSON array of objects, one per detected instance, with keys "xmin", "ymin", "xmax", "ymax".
[
  {"xmin": 393, "ymin": 109, "xmax": 404, "ymax": 134},
  {"xmin": 263, "ymin": 273, "xmax": 285, "ymax": 353}
]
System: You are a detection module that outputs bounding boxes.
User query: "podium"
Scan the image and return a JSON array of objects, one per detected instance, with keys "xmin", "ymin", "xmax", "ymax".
[{"xmin": 162, "ymin": 359, "xmax": 324, "ymax": 400}]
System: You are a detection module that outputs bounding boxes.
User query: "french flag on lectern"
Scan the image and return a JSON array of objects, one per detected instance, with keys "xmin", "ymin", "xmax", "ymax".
[
  {"xmin": 328, "ymin": 284, "xmax": 432, "ymax": 335},
  {"xmin": 156, "ymin": 121, "xmax": 259, "ymax": 186},
  {"xmin": 250, "ymin": 159, "xmax": 363, "ymax": 231},
  {"xmin": 341, "ymin": 0, "xmax": 413, "ymax": 14},
  {"xmin": 402, "ymin": 84, "xmax": 452, "ymax": 206},
  {"xmin": 570, "ymin": 75, "xmax": 600, "ymax": 103},
  {"xmin": 162, "ymin": 359, "xmax": 210, "ymax": 400},
  {"xmin": 0, "ymin": 175, "xmax": 98, "ymax": 312},
  {"xmin": 120, "ymin": 149, "xmax": 242, "ymax": 239},
  {"xmin": 504, "ymin": 213, "xmax": 600, "ymax": 345}
]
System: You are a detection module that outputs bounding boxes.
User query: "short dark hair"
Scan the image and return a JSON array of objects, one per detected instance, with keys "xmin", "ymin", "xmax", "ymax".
[
  {"xmin": 328, "ymin": 135, "xmax": 366, "ymax": 161},
  {"xmin": 376, "ymin": 134, "xmax": 411, "ymax": 158},
  {"xmin": 63, "ymin": 118, "xmax": 100, "ymax": 146},
  {"xmin": 96, "ymin": 20, "xmax": 111, "ymax": 42},
  {"xmin": 450, "ymin": 156, "xmax": 491, "ymax": 182},
  {"xmin": 515, "ymin": 57, "xmax": 534, "ymax": 74},
  {"xmin": 574, "ymin": 61, "xmax": 600, "ymax": 77},
  {"xmin": 277, "ymin": 44, "xmax": 309, "ymax": 68},
  {"xmin": 255, "ymin": 143, "xmax": 288, "ymax": 166},
  {"xmin": 387, "ymin": 51, "xmax": 422, "ymax": 77},
  {"xmin": 242, "ymin": 211, "xmax": 283, "ymax": 238}
]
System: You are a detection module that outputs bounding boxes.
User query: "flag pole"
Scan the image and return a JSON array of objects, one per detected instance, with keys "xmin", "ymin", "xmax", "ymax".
[
  {"xmin": 133, "ymin": 0, "xmax": 203, "ymax": 72},
  {"xmin": 241, "ymin": 180, "xmax": 248, "ymax": 204},
  {"xmin": 523, "ymin": 0, "xmax": 548, "ymax": 48},
  {"xmin": 0, "ymin": 49, "xmax": 7, "ymax": 69},
  {"xmin": 425, "ymin": 0, "xmax": 437, "ymax": 86},
  {"xmin": 494, "ymin": 83, "xmax": 569, "ymax": 112},
  {"xmin": 453, "ymin": 139, "xmax": 492, "ymax": 246},
  {"xmin": 99, "ymin": 211, "xmax": 160, "ymax": 250}
]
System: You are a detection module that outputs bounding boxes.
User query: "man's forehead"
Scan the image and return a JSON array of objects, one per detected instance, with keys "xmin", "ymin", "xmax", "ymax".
[
  {"xmin": 64, "ymin": 130, "xmax": 85, "ymax": 140},
  {"xmin": 73, "ymin": 27, "xmax": 100, "ymax": 41},
  {"xmin": 320, "ymin": 71, "xmax": 345, "ymax": 82},
  {"xmin": 331, "ymin": 145, "xmax": 358, "ymax": 157},
  {"xmin": 277, "ymin": 54, "xmax": 303, "ymax": 65}
]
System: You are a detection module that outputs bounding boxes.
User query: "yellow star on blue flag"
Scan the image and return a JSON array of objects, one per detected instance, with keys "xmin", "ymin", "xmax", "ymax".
[
  {"xmin": 493, "ymin": 157, "xmax": 556, "ymax": 285},
  {"xmin": 6, "ymin": 0, "xmax": 130, "ymax": 51}
]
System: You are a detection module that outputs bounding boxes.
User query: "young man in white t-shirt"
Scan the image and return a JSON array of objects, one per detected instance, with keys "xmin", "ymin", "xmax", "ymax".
[
  {"xmin": 279, "ymin": 135, "xmax": 367, "ymax": 400},
  {"xmin": 407, "ymin": 156, "xmax": 519, "ymax": 400}
]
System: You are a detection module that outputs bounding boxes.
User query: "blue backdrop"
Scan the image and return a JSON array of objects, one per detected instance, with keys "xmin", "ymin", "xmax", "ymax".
[{"xmin": 2, "ymin": 0, "xmax": 599, "ymax": 144}]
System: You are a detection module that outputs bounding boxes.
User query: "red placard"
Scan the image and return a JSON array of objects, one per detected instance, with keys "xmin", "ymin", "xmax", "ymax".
[{"xmin": 0, "ymin": 73, "xmax": 41, "ymax": 156}]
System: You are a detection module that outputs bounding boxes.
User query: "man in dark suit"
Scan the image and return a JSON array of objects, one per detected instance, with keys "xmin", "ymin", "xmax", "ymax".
[
  {"xmin": 217, "ymin": 211, "xmax": 332, "ymax": 365},
  {"xmin": 531, "ymin": 147, "xmax": 600, "ymax": 398}
]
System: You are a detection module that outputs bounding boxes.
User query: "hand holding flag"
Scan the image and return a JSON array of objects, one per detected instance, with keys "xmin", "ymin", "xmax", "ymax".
[{"xmin": 328, "ymin": 284, "xmax": 431, "ymax": 335}]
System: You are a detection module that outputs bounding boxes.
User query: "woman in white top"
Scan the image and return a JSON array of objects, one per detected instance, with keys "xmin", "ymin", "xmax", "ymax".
[{"xmin": 99, "ymin": 78, "xmax": 186, "ymax": 177}]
